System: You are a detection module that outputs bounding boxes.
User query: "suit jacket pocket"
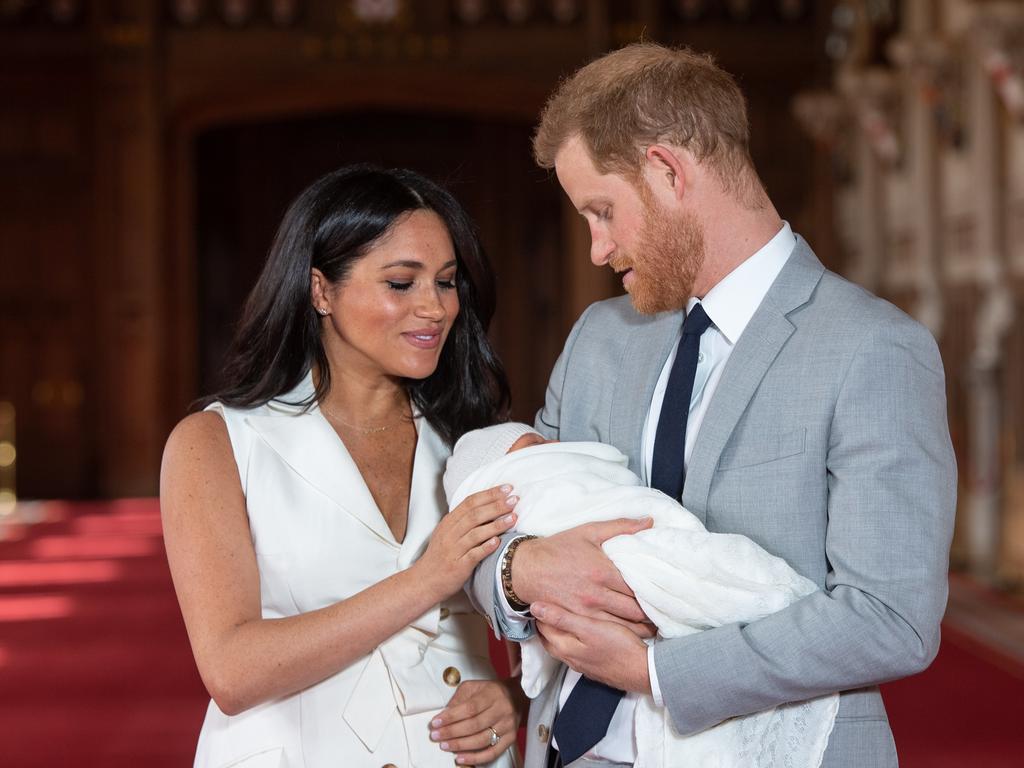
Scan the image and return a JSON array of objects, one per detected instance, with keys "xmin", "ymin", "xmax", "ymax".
[{"xmin": 717, "ymin": 427, "xmax": 806, "ymax": 471}]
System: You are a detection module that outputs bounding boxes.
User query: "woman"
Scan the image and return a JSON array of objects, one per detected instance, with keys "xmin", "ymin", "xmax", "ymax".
[{"xmin": 161, "ymin": 165, "xmax": 523, "ymax": 767}]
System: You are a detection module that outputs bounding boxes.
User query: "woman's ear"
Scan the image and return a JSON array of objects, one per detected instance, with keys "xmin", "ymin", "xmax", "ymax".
[{"xmin": 310, "ymin": 268, "xmax": 330, "ymax": 315}]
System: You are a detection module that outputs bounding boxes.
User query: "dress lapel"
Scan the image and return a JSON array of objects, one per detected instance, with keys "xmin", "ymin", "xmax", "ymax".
[
  {"xmin": 245, "ymin": 374, "xmax": 398, "ymax": 545},
  {"xmin": 397, "ymin": 417, "xmax": 448, "ymax": 570},
  {"xmin": 609, "ymin": 309, "xmax": 682, "ymax": 482},
  {"xmin": 682, "ymin": 238, "xmax": 825, "ymax": 523}
]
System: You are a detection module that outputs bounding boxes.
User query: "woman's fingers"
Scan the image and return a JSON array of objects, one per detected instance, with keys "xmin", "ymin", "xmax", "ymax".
[
  {"xmin": 451, "ymin": 730, "xmax": 515, "ymax": 765},
  {"xmin": 459, "ymin": 512, "xmax": 517, "ymax": 551},
  {"xmin": 464, "ymin": 536, "xmax": 502, "ymax": 565},
  {"xmin": 432, "ymin": 702, "xmax": 491, "ymax": 741},
  {"xmin": 433, "ymin": 679, "xmax": 521, "ymax": 765},
  {"xmin": 452, "ymin": 486, "xmax": 518, "ymax": 530}
]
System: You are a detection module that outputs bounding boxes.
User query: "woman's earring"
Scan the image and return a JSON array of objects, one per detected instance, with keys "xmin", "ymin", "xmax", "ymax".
[{"xmin": 317, "ymin": 307, "xmax": 328, "ymax": 316}]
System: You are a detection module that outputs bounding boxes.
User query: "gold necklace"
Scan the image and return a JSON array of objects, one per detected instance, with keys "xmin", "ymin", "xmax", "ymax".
[{"xmin": 319, "ymin": 402, "xmax": 409, "ymax": 435}]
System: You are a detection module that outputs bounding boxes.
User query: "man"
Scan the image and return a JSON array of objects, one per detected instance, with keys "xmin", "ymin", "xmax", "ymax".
[{"xmin": 465, "ymin": 44, "xmax": 956, "ymax": 767}]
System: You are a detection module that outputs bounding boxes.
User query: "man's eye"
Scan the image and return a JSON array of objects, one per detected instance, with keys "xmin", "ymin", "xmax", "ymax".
[
  {"xmin": 386, "ymin": 281, "xmax": 413, "ymax": 291},
  {"xmin": 598, "ymin": 208, "xmax": 611, "ymax": 221}
]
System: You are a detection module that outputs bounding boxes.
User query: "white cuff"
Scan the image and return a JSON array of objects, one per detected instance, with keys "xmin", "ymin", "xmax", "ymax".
[{"xmin": 648, "ymin": 643, "xmax": 664, "ymax": 706}]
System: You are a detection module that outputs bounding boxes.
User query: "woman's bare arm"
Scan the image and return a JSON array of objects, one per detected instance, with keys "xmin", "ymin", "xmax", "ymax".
[{"xmin": 161, "ymin": 411, "xmax": 516, "ymax": 715}]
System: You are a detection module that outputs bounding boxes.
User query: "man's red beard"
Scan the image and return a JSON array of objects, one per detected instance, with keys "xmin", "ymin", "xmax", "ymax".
[{"xmin": 617, "ymin": 194, "xmax": 707, "ymax": 315}]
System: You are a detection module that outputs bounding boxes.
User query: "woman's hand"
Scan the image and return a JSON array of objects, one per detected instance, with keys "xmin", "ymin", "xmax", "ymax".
[
  {"xmin": 430, "ymin": 678, "xmax": 525, "ymax": 765},
  {"xmin": 414, "ymin": 485, "xmax": 518, "ymax": 598}
]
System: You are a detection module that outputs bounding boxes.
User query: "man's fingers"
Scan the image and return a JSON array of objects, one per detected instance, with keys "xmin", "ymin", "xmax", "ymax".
[
  {"xmin": 596, "ymin": 588, "xmax": 648, "ymax": 623},
  {"xmin": 586, "ymin": 516, "xmax": 653, "ymax": 544},
  {"xmin": 533, "ymin": 602, "xmax": 593, "ymax": 638}
]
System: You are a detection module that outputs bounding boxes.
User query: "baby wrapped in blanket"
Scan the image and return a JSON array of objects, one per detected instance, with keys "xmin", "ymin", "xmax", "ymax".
[{"xmin": 443, "ymin": 423, "xmax": 838, "ymax": 768}]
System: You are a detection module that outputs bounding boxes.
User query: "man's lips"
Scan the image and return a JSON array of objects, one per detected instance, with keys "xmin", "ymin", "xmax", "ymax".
[
  {"xmin": 619, "ymin": 268, "xmax": 635, "ymax": 290},
  {"xmin": 402, "ymin": 329, "xmax": 443, "ymax": 349}
]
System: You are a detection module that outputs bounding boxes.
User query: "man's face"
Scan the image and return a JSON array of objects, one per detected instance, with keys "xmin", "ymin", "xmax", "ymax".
[{"xmin": 554, "ymin": 136, "xmax": 705, "ymax": 314}]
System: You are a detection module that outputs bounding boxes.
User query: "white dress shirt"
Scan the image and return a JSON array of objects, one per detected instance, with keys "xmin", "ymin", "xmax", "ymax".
[{"xmin": 499, "ymin": 222, "xmax": 795, "ymax": 761}]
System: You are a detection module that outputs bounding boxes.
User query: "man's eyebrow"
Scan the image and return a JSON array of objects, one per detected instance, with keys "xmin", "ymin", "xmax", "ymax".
[{"xmin": 380, "ymin": 259, "xmax": 458, "ymax": 269}]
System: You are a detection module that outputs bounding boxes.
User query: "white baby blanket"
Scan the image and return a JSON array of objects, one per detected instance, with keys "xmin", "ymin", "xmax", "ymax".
[{"xmin": 448, "ymin": 440, "xmax": 838, "ymax": 768}]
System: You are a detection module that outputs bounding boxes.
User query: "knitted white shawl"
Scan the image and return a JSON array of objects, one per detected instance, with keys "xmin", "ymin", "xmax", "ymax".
[{"xmin": 447, "ymin": 440, "xmax": 838, "ymax": 768}]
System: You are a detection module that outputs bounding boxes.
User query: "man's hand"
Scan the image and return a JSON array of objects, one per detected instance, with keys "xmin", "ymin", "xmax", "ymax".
[
  {"xmin": 532, "ymin": 602, "xmax": 652, "ymax": 694},
  {"xmin": 513, "ymin": 518, "xmax": 655, "ymax": 634}
]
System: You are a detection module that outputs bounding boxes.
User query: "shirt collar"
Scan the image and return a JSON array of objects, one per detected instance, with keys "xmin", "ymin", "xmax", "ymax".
[{"xmin": 686, "ymin": 221, "xmax": 795, "ymax": 345}]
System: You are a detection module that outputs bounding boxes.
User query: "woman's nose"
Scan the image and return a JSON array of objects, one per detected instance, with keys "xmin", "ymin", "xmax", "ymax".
[{"xmin": 415, "ymin": 289, "xmax": 446, "ymax": 319}]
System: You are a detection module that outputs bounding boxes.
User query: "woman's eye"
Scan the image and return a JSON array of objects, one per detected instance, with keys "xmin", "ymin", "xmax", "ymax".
[
  {"xmin": 437, "ymin": 279, "xmax": 456, "ymax": 290},
  {"xmin": 386, "ymin": 281, "xmax": 413, "ymax": 291}
]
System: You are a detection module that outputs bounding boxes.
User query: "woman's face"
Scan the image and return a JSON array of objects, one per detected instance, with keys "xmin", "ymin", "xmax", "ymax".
[{"xmin": 315, "ymin": 209, "xmax": 461, "ymax": 382}]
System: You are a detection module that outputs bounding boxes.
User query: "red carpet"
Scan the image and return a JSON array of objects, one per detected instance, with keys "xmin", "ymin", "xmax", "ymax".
[{"xmin": 1, "ymin": 499, "xmax": 1022, "ymax": 766}]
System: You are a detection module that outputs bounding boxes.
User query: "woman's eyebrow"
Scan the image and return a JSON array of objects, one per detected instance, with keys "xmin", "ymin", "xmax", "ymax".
[{"xmin": 380, "ymin": 259, "xmax": 457, "ymax": 269}]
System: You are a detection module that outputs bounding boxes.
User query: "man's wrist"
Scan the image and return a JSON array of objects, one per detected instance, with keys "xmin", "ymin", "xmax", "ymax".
[
  {"xmin": 509, "ymin": 536, "xmax": 541, "ymax": 605},
  {"xmin": 501, "ymin": 535, "xmax": 538, "ymax": 611}
]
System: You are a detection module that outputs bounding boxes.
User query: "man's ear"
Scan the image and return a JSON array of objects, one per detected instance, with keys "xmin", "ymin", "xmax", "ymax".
[{"xmin": 643, "ymin": 144, "xmax": 691, "ymax": 204}]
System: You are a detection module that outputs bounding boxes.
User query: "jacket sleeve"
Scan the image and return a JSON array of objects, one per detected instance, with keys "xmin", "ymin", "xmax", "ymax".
[
  {"xmin": 653, "ymin": 316, "xmax": 957, "ymax": 734},
  {"xmin": 464, "ymin": 303, "xmax": 598, "ymax": 637}
]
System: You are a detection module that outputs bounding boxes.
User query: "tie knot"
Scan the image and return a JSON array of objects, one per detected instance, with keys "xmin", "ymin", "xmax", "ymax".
[{"xmin": 683, "ymin": 303, "xmax": 713, "ymax": 336}]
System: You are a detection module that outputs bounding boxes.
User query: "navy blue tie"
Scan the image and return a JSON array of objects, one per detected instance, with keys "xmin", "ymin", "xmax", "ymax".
[
  {"xmin": 551, "ymin": 676, "xmax": 625, "ymax": 763},
  {"xmin": 551, "ymin": 304, "xmax": 712, "ymax": 764},
  {"xmin": 651, "ymin": 303, "xmax": 713, "ymax": 501}
]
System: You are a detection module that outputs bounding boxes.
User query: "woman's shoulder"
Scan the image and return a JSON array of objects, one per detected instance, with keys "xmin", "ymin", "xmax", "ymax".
[{"xmin": 163, "ymin": 411, "xmax": 234, "ymax": 467}]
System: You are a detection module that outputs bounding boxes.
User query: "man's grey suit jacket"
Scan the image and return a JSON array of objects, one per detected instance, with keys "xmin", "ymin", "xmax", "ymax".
[{"xmin": 471, "ymin": 237, "xmax": 957, "ymax": 768}]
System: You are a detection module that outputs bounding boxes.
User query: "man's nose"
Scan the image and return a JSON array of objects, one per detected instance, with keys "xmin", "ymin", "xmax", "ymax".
[{"xmin": 590, "ymin": 233, "xmax": 615, "ymax": 266}]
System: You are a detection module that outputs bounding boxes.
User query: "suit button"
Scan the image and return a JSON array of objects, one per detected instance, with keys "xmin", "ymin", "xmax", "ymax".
[
  {"xmin": 537, "ymin": 724, "xmax": 550, "ymax": 743},
  {"xmin": 439, "ymin": 607, "xmax": 451, "ymax": 619},
  {"xmin": 443, "ymin": 666, "xmax": 461, "ymax": 686}
]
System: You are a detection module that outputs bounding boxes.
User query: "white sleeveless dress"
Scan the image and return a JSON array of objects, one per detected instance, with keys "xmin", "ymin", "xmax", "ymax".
[{"xmin": 193, "ymin": 375, "xmax": 514, "ymax": 768}]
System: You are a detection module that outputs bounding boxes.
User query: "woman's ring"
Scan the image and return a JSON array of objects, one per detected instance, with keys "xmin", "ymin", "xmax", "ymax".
[{"xmin": 488, "ymin": 726, "xmax": 500, "ymax": 747}]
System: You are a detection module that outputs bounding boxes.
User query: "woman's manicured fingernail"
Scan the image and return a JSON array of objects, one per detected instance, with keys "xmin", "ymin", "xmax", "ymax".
[
  {"xmin": 505, "ymin": 495, "xmax": 519, "ymax": 507},
  {"xmin": 500, "ymin": 484, "xmax": 512, "ymax": 493},
  {"xmin": 431, "ymin": 718, "xmax": 442, "ymax": 727},
  {"xmin": 440, "ymin": 741, "xmax": 450, "ymax": 751},
  {"xmin": 502, "ymin": 513, "xmax": 515, "ymax": 524},
  {"xmin": 430, "ymin": 730, "xmax": 441, "ymax": 740},
  {"xmin": 532, "ymin": 603, "xmax": 547, "ymax": 618}
]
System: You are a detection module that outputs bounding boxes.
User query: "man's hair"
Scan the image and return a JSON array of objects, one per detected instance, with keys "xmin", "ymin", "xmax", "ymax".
[{"xmin": 534, "ymin": 43, "xmax": 763, "ymax": 200}]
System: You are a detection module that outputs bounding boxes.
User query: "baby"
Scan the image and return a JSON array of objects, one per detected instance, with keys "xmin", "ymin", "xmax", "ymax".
[{"xmin": 444, "ymin": 423, "xmax": 838, "ymax": 768}]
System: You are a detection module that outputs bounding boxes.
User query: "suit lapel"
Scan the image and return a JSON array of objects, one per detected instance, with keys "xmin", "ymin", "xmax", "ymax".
[
  {"xmin": 609, "ymin": 309, "xmax": 682, "ymax": 482},
  {"xmin": 682, "ymin": 239, "xmax": 825, "ymax": 522}
]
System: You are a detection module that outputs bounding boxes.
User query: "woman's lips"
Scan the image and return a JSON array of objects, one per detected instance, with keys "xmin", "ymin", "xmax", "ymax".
[{"xmin": 403, "ymin": 330, "xmax": 443, "ymax": 349}]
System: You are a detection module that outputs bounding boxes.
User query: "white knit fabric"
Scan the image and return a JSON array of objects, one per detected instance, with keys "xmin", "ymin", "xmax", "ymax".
[
  {"xmin": 446, "ymin": 438, "xmax": 838, "ymax": 768},
  {"xmin": 443, "ymin": 422, "xmax": 539, "ymax": 503}
]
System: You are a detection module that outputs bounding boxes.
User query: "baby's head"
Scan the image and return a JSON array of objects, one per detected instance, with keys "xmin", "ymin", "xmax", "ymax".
[
  {"xmin": 507, "ymin": 432, "xmax": 550, "ymax": 453},
  {"xmin": 443, "ymin": 422, "xmax": 555, "ymax": 504}
]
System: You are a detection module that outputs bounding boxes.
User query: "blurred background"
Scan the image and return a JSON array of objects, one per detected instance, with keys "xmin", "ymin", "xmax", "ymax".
[{"xmin": 1, "ymin": 0, "xmax": 1023, "ymax": 765}]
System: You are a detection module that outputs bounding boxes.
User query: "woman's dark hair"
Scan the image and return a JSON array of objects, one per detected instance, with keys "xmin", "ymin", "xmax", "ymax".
[{"xmin": 204, "ymin": 164, "xmax": 510, "ymax": 445}]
